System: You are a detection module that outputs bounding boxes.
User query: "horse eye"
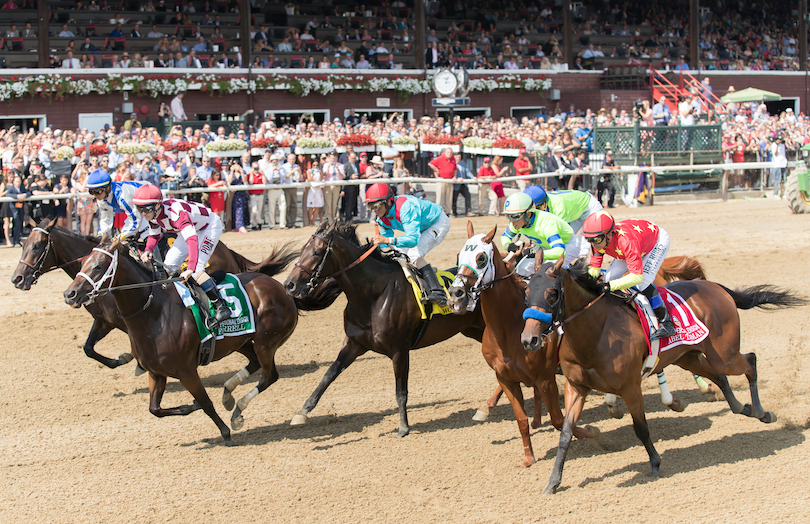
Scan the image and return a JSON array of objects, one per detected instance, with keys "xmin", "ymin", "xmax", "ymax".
[
  {"xmin": 475, "ymin": 252, "xmax": 488, "ymax": 269},
  {"xmin": 93, "ymin": 264, "xmax": 102, "ymax": 272},
  {"xmin": 313, "ymin": 249, "xmax": 323, "ymax": 257},
  {"xmin": 544, "ymin": 288, "xmax": 558, "ymax": 304}
]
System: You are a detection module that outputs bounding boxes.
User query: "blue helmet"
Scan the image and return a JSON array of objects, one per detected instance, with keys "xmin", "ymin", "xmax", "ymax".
[
  {"xmin": 524, "ymin": 185, "xmax": 548, "ymax": 206},
  {"xmin": 86, "ymin": 169, "xmax": 112, "ymax": 190}
]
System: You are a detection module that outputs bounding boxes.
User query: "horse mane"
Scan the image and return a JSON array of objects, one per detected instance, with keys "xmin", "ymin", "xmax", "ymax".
[
  {"xmin": 51, "ymin": 225, "xmax": 100, "ymax": 244},
  {"xmin": 567, "ymin": 256, "xmax": 602, "ymax": 294},
  {"xmin": 327, "ymin": 220, "xmax": 399, "ymax": 266},
  {"xmin": 246, "ymin": 241, "xmax": 300, "ymax": 277}
]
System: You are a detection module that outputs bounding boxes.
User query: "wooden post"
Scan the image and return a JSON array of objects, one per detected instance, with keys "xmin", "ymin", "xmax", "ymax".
[
  {"xmin": 239, "ymin": 0, "xmax": 251, "ymax": 68},
  {"xmin": 563, "ymin": 0, "xmax": 573, "ymax": 67},
  {"xmin": 690, "ymin": 0, "xmax": 699, "ymax": 69},
  {"xmin": 415, "ymin": 0, "xmax": 425, "ymax": 69},
  {"xmin": 37, "ymin": 0, "xmax": 49, "ymax": 68}
]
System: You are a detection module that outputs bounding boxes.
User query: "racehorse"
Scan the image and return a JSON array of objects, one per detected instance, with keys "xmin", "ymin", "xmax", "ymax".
[
  {"xmin": 62, "ymin": 236, "xmax": 340, "ymax": 444},
  {"xmin": 283, "ymin": 220, "xmax": 486, "ymax": 438},
  {"xmin": 521, "ymin": 255, "xmax": 806, "ymax": 494},
  {"xmin": 11, "ymin": 218, "xmax": 254, "ymax": 369},
  {"xmin": 446, "ymin": 223, "xmax": 600, "ymax": 466}
]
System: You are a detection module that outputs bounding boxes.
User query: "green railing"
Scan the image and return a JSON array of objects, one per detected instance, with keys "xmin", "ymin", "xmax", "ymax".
[{"xmin": 594, "ymin": 124, "xmax": 723, "ymax": 166}]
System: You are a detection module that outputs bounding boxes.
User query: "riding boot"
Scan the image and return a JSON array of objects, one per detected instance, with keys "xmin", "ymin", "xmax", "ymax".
[
  {"xmin": 420, "ymin": 265, "xmax": 447, "ymax": 305},
  {"xmin": 201, "ymin": 280, "xmax": 231, "ymax": 330},
  {"xmin": 651, "ymin": 304, "xmax": 677, "ymax": 339}
]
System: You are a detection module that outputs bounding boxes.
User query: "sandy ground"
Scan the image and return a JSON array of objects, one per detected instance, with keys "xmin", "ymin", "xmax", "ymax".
[{"xmin": 0, "ymin": 198, "xmax": 809, "ymax": 524}]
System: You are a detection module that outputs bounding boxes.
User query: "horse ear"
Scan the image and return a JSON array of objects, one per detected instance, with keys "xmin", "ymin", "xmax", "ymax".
[
  {"xmin": 466, "ymin": 220, "xmax": 474, "ymax": 239},
  {"xmin": 27, "ymin": 216, "xmax": 37, "ymax": 228},
  {"xmin": 534, "ymin": 248, "xmax": 544, "ymax": 274},
  {"xmin": 46, "ymin": 217, "xmax": 58, "ymax": 231},
  {"xmin": 99, "ymin": 233, "xmax": 110, "ymax": 246},
  {"xmin": 482, "ymin": 225, "xmax": 497, "ymax": 244},
  {"xmin": 546, "ymin": 255, "xmax": 565, "ymax": 278}
]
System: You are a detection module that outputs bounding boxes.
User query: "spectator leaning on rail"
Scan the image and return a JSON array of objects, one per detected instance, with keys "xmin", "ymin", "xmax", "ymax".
[{"xmin": 85, "ymin": 168, "xmax": 145, "ymax": 238}]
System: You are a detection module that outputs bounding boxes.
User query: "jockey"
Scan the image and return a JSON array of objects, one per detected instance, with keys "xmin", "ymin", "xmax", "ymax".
[
  {"xmin": 365, "ymin": 182, "xmax": 450, "ymax": 305},
  {"xmin": 500, "ymin": 192, "xmax": 574, "ymax": 263},
  {"xmin": 524, "ymin": 185, "xmax": 603, "ymax": 265},
  {"xmin": 132, "ymin": 184, "xmax": 231, "ymax": 329},
  {"xmin": 86, "ymin": 169, "xmax": 145, "ymax": 238},
  {"xmin": 581, "ymin": 210, "xmax": 677, "ymax": 339}
]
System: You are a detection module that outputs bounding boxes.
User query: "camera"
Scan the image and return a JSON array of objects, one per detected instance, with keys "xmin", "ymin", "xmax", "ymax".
[{"xmin": 632, "ymin": 99, "xmax": 644, "ymax": 119}]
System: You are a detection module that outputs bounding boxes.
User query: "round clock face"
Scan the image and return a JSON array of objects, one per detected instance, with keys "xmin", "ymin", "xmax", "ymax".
[{"xmin": 434, "ymin": 70, "xmax": 458, "ymax": 96}]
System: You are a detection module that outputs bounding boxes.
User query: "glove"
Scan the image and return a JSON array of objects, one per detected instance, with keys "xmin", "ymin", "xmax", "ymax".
[
  {"xmin": 506, "ymin": 242, "xmax": 519, "ymax": 253},
  {"xmin": 521, "ymin": 247, "xmax": 534, "ymax": 258},
  {"xmin": 588, "ymin": 266, "xmax": 601, "ymax": 279},
  {"xmin": 598, "ymin": 282, "xmax": 611, "ymax": 295}
]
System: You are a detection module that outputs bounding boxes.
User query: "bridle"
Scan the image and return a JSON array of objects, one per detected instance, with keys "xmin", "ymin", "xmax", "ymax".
[
  {"xmin": 17, "ymin": 227, "xmax": 54, "ymax": 285},
  {"xmin": 524, "ymin": 276, "xmax": 606, "ymax": 344},
  {"xmin": 75, "ymin": 246, "xmax": 155, "ymax": 319},
  {"xmin": 451, "ymin": 243, "xmax": 515, "ymax": 308},
  {"xmin": 294, "ymin": 228, "xmax": 377, "ymax": 294}
]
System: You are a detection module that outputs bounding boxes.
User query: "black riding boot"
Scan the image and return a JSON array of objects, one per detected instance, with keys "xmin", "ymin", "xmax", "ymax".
[
  {"xmin": 651, "ymin": 304, "xmax": 677, "ymax": 339},
  {"xmin": 202, "ymin": 281, "xmax": 231, "ymax": 330},
  {"xmin": 420, "ymin": 265, "xmax": 448, "ymax": 305}
]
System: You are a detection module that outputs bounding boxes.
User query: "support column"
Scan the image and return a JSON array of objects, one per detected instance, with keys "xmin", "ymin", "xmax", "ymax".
[
  {"xmin": 800, "ymin": 0, "xmax": 807, "ymax": 72},
  {"xmin": 563, "ymin": 0, "xmax": 573, "ymax": 67},
  {"xmin": 415, "ymin": 0, "xmax": 426, "ymax": 69},
  {"xmin": 240, "ymin": 0, "xmax": 251, "ymax": 68},
  {"xmin": 690, "ymin": 0, "xmax": 699, "ymax": 69},
  {"xmin": 37, "ymin": 0, "xmax": 49, "ymax": 68}
]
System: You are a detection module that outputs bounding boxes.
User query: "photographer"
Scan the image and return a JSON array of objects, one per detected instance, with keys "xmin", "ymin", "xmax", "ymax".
[{"xmin": 157, "ymin": 101, "xmax": 172, "ymax": 123}]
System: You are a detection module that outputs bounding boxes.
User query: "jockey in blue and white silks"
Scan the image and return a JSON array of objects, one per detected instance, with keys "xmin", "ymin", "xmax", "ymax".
[{"xmin": 86, "ymin": 169, "xmax": 145, "ymax": 238}]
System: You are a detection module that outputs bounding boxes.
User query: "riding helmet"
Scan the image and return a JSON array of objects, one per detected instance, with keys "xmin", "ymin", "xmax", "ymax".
[
  {"xmin": 502, "ymin": 192, "xmax": 534, "ymax": 215},
  {"xmin": 582, "ymin": 211, "xmax": 615, "ymax": 238},
  {"xmin": 86, "ymin": 169, "xmax": 112, "ymax": 189},
  {"xmin": 523, "ymin": 185, "xmax": 548, "ymax": 206},
  {"xmin": 133, "ymin": 184, "xmax": 164, "ymax": 205},
  {"xmin": 364, "ymin": 182, "xmax": 393, "ymax": 203}
]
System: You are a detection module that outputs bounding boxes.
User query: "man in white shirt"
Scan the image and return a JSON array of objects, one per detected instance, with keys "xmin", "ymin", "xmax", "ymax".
[
  {"xmin": 356, "ymin": 54, "xmax": 370, "ymax": 69},
  {"xmin": 61, "ymin": 51, "xmax": 81, "ymax": 69},
  {"xmin": 277, "ymin": 37, "xmax": 293, "ymax": 52},
  {"xmin": 379, "ymin": 137, "xmax": 397, "ymax": 176},
  {"xmin": 280, "ymin": 153, "xmax": 300, "ymax": 228},
  {"xmin": 147, "ymin": 24, "xmax": 163, "ymax": 38},
  {"xmin": 504, "ymin": 57, "xmax": 519, "ymax": 69},
  {"xmin": 170, "ymin": 91, "xmax": 188, "ymax": 121},
  {"xmin": 58, "ymin": 24, "xmax": 75, "ymax": 38}
]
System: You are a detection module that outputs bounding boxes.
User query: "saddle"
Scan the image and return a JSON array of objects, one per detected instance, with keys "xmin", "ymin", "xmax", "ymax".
[{"xmin": 183, "ymin": 270, "xmax": 228, "ymax": 366}]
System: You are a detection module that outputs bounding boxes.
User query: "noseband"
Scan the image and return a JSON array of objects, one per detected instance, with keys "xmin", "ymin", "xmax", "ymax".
[{"xmin": 77, "ymin": 247, "xmax": 120, "ymax": 304}]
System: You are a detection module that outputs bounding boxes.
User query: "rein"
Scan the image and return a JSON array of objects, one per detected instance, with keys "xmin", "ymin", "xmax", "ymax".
[
  {"xmin": 17, "ymin": 227, "xmax": 89, "ymax": 284},
  {"xmin": 296, "ymin": 228, "xmax": 378, "ymax": 293}
]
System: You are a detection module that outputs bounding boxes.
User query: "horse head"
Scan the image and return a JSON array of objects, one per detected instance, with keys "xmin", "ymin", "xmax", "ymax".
[
  {"xmin": 447, "ymin": 221, "xmax": 497, "ymax": 314},
  {"xmin": 284, "ymin": 220, "xmax": 336, "ymax": 299},
  {"xmin": 12, "ymin": 218, "xmax": 58, "ymax": 290},
  {"xmin": 63, "ymin": 235, "xmax": 121, "ymax": 308},
  {"xmin": 521, "ymin": 255, "xmax": 564, "ymax": 352}
]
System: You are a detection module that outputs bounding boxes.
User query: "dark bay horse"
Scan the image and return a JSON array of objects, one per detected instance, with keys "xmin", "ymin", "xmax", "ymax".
[
  {"xmin": 521, "ymin": 256, "xmax": 807, "ymax": 494},
  {"xmin": 11, "ymin": 218, "xmax": 254, "ymax": 369},
  {"xmin": 283, "ymin": 221, "xmax": 486, "ymax": 438},
  {"xmin": 62, "ymin": 237, "xmax": 340, "ymax": 443},
  {"xmin": 446, "ymin": 223, "xmax": 600, "ymax": 466}
]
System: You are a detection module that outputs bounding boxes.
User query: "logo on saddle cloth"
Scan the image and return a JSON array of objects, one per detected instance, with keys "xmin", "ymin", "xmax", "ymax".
[
  {"xmin": 635, "ymin": 288, "xmax": 709, "ymax": 354},
  {"xmin": 174, "ymin": 273, "xmax": 256, "ymax": 342},
  {"xmin": 408, "ymin": 269, "xmax": 456, "ymax": 320}
]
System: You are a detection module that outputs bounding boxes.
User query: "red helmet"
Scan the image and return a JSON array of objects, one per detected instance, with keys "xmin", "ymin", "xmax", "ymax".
[
  {"xmin": 582, "ymin": 211, "xmax": 615, "ymax": 238},
  {"xmin": 363, "ymin": 182, "xmax": 393, "ymax": 203},
  {"xmin": 132, "ymin": 184, "xmax": 164, "ymax": 206}
]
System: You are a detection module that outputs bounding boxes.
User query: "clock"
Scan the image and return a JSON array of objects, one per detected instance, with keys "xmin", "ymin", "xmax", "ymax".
[{"xmin": 433, "ymin": 69, "xmax": 459, "ymax": 97}]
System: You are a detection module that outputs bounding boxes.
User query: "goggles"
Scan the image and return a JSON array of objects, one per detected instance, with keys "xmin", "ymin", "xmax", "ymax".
[
  {"xmin": 587, "ymin": 234, "xmax": 607, "ymax": 245},
  {"xmin": 88, "ymin": 187, "xmax": 108, "ymax": 196},
  {"xmin": 367, "ymin": 200, "xmax": 387, "ymax": 211},
  {"xmin": 136, "ymin": 204, "xmax": 159, "ymax": 214},
  {"xmin": 505, "ymin": 212, "xmax": 525, "ymax": 221}
]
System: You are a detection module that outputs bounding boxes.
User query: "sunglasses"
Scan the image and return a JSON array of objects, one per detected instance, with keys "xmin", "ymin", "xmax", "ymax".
[
  {"xmin": 367, "ymin": 200, "xmax": 387, "ymax": 211},
  {"xmin": 505, "ymin": 212, "xmax": 524, "ymax": 221},
  {"xmin": 587, "ymin": 234, "xmax": 607, "ymax": 245},
  {"xmin": 136, "ymin": 204, "xmax": 159, "ymax": 214},
  {"xmin": 88, "ymin": 188, "xmax": 107, "ymax": 196}
]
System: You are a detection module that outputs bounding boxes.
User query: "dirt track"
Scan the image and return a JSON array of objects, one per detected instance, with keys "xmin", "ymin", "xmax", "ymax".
[{"xmin": 1, "ymin": 198, "xmax": 809, "ymax": 524}]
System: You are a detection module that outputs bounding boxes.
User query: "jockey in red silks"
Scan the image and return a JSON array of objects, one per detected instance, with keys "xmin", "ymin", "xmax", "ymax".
[
  {"xmin": 364, "ymin": 182, "xmax": 450, "ymax": 305},
  {"xmin": 132, "ymin": 183, "xmax": 231, "ymax": 329},
  {"xmin": 581, "ymin": 210, "xmax": 677, "ymax": 339}
]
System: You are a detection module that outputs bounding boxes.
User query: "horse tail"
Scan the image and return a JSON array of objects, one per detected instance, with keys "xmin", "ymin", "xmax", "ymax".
[
  {"xmin": 229, "ymin": 249, "xmax": 257, "ymax": 273},
  {"xmin": 247, "ymin": 242, "xmax": 300, "ymax": 278},
  {"xmin": 659, "ymin": 255, "xmax": 707, "ymax": 283},
  {"xmin": 718, "ymin": 284, "xmax": 808, "ymax": 310},
  {"xmin": 294, "ymin": 278, "xmax": 344, "ymax": 312}
]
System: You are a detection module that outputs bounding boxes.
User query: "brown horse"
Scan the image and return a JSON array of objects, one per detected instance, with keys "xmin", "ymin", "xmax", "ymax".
[
  {"xmin": 11, "ymin": 218, "xmax": 254, "ymax": 369},
  {"xmin": 62, "ymin": 237, "xmax": 339, "ymax": 443},
  {"xmin": 521, "ymin": 256, "xmax": 806, "ymax": 494},
  {"xmin": 283, "ymin": 221, "xmax": 486, "ymax": 437},
  {"xmin": 446, "ymin": 223, "xmax": 599, "ymax": 466}
]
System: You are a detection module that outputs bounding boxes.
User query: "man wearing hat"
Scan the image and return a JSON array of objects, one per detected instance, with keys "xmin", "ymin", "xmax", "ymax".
[
  {"xmin": 599, "ymin": 151, "xmax": 620, "ymax": 208},
  {"xmin": 123, "ymin": 112, "xmax": 142, "ymax": 133},
  {"xmin": 170, "ymin": 90, "xmax": 187, "ymax": 121},
  {"xmin": 545, "ymin": 145, "xmax": 567, "ymax": 190},
  {"xmin": 513, "ymin": 147, "xmax": 532, "ymax": 191}
]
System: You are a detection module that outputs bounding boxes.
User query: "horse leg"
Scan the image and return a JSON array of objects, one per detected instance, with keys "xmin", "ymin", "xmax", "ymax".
[
  {"xmin": 291, "ymin": 337, "xmax": 368, "ymax": 426},
  {"xmin": 622, "ymin": 384, "xmax": 661, "ymax": 478},
  {"xmin": 176, "ymin": 371, "xmax": 232, "ymax": 444},
  {"xmin": 497, "ymin": 378, "xmax": 535, "ymax": 467},
  {"xmin": 473, "ymin": 384, "xmax": 503, "ymax": 422},
  {"xmin": 735, "ymin": 353, "xmax": 775, "ymax": 423},
  {"xmin": 541, "ymin": 376, "xmax": 599, "ymax": 439},
  {"xmin": 674, "ymin": 351, "xmax": 745, "ymax": 414},
  {"xmin": 148, "ymin": 373, "xmax": 200, "ymax": 417},
  {"xmin": 231, "ymin": 343, "xmax": 282, "ymax": 431},
  {"xmin": 83, "ymin": 319, "xmax": 133, "ymax": 368},
  {"xmin": 391, "ymin": 348, "xmax": 411, "ymax": 437},
  {"xmin": 543, "ymin": 380, "xmax": 589, "ymax": 495},
  {"xmin": 656, "ymin": 371, "xmax": 685, "ymax": 412},
  {"xmin": 223, "ymin": 355, "xmax": 261, "ymax": 411},
  {"xmin": 693, "ymin": 374, "xmax": 714, "ymax": 394}
]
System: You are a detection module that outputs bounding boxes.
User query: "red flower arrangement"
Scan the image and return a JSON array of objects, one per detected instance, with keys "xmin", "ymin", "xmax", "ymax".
[
  {"xmin": 336, "ymin": 134, "xmax": 376, "ymax": 146},
  {"xmin": 163, "ymin": 141, "xmax": 195, "ymax": 152},
  {"xmin": 73, "ymin": 143, "xmax": 110, "ymax": 156},
  {"xmin": 493, "ymin": 138, "xmax": 525, "ymax": 149},
  {"xmin": 421, "ymin": 135, "xmax": 463, "ymax": 145},
  {"xmin": 251, "ymin": 137, "xmax": 274, "ymax": 149}
]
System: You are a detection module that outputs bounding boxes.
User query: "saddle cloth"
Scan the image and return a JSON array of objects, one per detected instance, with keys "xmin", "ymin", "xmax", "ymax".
[
  {"xmin": 635, "ymin": 287, "xmax": 709, "ymax": 354},
  {"xmin": 401, "ymin": 264, "xmax": 457, "ymax": 320},
  {"xmin": 174, "ymin": 273, "xmax": 256, "ymax": 343}
]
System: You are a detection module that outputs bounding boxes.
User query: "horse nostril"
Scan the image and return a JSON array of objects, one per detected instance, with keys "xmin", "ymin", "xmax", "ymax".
[
  {"xmin": 12, "ymin": 275, "xmax": 22, "ymax": 285},
  {"xmin": 530, "ymin": 336, "xmax": 539, "ymax": 348},
  {"xmin": 453, "ymin": 288, "xmax": 464, "ymax": 298}
]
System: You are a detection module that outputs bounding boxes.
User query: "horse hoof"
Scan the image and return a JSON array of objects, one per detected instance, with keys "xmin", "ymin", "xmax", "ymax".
[
  {"xmin": 607, "ymin": 404, "xmax": 624, "ymax": 419},
  {"xmin": 667, "ymin": 399, "xmax": 686, "ymax": 412},
  {"xmin": 542, "ymin": 484, "xmax": 557, "ymax": 496},
  {"xmin": 472, "ymin": 410, "xmax": 489, "ymax": 422},
  {"xmin": 397, "ymin": 428, "xmax": 410, "ymax": 438},
  {"xmin": 530, "ymin": 418, "xmax": 542, "ymax": 429},
  {"xmin": 650, "ymin": 468, "xmax": 660, "ymax": 479},
  {"xmin": 231, "ymin": 410, "xmax": 244, "ymax": 431},
  {"xmin": 760, "ymin": 411, "xmax": 777, "ymax": 424},
  {"xmin": 222, "ymin": 438, "xmax": 235, "ymax": 447},
  {"xmin": 222, "ymin": 389, "xmax": 235, "ymax": 411},
  {"xmin": 118, "ymin": 353, "xmax": 134, "ymax": 365},
  {"xmin": 584, "ymin": 425, "xmax": 601, "ymax": 439},
  {"xmin": 134, "ymin": 363, "xmax": 146, "ymax": 376},
  {"xmin": 290, "ymin": 413, "xmax": 308, "ymax": 426}
]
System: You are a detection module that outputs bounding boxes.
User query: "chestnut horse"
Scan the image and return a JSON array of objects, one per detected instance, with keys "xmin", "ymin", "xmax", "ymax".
[
  {"xmin": 62, "ymin": 237, "xmax": 340, "ymax": 444},
  {"xmin": 283, "ymin": 221, "xmax": 486, "ymax": 437},
  {"xmin": 522, "ymin": 256, "xmax": 806, "ymax": 494},
  {"xmin": 11, "ymin": 218, "xmax": 254, "ymax": 369}
]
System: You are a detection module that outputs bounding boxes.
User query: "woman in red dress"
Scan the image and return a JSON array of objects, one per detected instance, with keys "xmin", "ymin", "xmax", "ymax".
[{"xmin": 206, "ymin": 168, "xmax": 227, "ymax": 222}]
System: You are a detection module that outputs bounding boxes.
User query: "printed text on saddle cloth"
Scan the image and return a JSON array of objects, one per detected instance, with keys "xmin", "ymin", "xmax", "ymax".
[{"xmin": 636, "ymin": 288, "xmax": 709, "ymax": 353}]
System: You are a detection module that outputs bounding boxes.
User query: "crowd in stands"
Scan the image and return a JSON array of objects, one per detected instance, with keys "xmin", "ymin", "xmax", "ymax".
[{"xmin": 1, "ymin": 92, "xmax": 804, "ymax": 246}]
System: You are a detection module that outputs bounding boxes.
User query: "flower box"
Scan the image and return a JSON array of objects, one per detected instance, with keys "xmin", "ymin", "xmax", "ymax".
[
  {"xmin": 491, "ymin": 148, "xmax": 521, "ymax": 157},
  {"xmin": 420, "ymin": 143, "xmax": 461, "ymax": 153},
  {"xmin": 464, "ymin": 147, "xmax": 492, "ymax": 156},
  {"xmin": 206, "ymin": 150, "xmax": 247, "ymax": 158},
  {"xmin": 135, "ymin": 152, "xmax": 151, "ymax": 160},
  {"xmin": 296, "ymin": 147, "xmax": 335, "ymax": 155},
  {"xmin": 394, "ymin": 144, "xmax": 416, "ymax": 152},
  {"xmin": 251, "ymin": 148, "xmax": 269, "ymax": 156}
]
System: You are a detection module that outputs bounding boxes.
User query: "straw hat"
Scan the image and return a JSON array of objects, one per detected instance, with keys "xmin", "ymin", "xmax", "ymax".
[{"xmin": 370, "ymin": 155, "xmax": 384, "ymax": 166}]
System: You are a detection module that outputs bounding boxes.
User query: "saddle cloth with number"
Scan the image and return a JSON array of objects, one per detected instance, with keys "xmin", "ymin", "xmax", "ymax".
[
  {"xmin": 174, "ymin": 273, "xmax": 256, "ymax": 343},
  {"xmin": 635, "ymin": 287, "xmax": 709, "ymax": 354}
]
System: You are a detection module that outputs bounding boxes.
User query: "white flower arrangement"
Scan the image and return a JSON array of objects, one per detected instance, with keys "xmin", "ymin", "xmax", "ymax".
[
  {"xmin": 118, "ymin": 142, "xmax": 154, "ymax": 154},
  {"xmin": 392, "ymin": 136, "xmax": 418, "ymax": 145},
  {"xmin": 462, "ymin": 137, "xmax": 494, "ymax": 148},
  {"xmin": 295, "ymin": 137, "xmax": 334, "ymax": 149},
  {"xmin": 205, "ymin": 139, "xmax": 249, "ymax": 152},
  {"xmin": 52, "ymin": 146, "xmax": 75, "ymax": 160}
]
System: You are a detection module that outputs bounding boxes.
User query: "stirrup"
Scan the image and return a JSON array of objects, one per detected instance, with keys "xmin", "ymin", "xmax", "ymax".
[
  {"xmin": 641, "ymin": 355, "xmax": 659, "ymax": 378},
  {"xmin": 651, "ymin": 321, "xmax": 677, "ymax": 340}
]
